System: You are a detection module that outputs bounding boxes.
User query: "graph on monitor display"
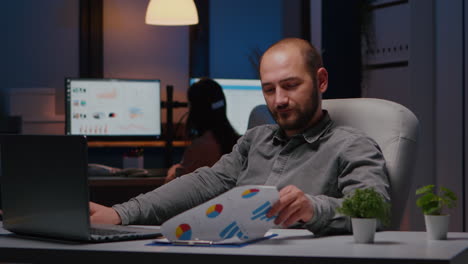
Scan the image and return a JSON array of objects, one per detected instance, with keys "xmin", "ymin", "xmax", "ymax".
[{"xmin": 65, "ymin": 78, "xmax": 162, "ymax": 140}]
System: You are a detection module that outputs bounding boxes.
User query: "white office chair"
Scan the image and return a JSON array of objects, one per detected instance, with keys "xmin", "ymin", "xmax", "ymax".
[
  {"xmin": 247, "ymin": 98, "xmax": 419, "ymax": 230},
  {"xmin": 247, "ymin": 104, "xmax": 275, "ymax": 129}
]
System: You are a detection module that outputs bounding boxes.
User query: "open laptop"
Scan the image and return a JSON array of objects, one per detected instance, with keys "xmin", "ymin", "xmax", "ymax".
[{"xmin": 0, "ymin": 134, "xmax": 161, "ymax": 242}]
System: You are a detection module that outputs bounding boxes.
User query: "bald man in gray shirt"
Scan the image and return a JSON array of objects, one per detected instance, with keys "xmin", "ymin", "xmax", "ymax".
[{"xmin": 90, "ymin": 38, "xmax": 389, "ymax": 236}]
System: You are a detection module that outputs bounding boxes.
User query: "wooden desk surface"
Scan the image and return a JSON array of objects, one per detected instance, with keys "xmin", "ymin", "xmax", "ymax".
[
  {"xmin": 88, "ymin": 140, "xmax": 190, "ymax": 148},
  {"xmin": 88, "ymin": 176, "xmax": 166, "ymax": 187},
  {"xmin": 1, "ymin": 225, "xmax": 468, "ymax": 264}
]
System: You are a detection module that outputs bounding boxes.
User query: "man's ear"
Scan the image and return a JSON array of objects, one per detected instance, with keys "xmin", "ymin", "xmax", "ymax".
[{"xmin": 317, "ymin": 67, "xmax": 328, "ymax": 94}]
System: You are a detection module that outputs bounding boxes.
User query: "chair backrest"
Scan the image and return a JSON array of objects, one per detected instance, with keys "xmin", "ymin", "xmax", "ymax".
[
  {"xmin": 247, "ymin": 98, "xmax": 419, "ymax": 230},
  {"xmin": 247, "ymin": 104, "xmax": 275, "ymax": 130}
]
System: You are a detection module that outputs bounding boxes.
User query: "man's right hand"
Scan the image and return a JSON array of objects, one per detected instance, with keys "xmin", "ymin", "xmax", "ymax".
[
  {"xmin": 165, "ymin": 163, "xmax": 183, "ymax": 184},
  {"xmin": 89, "ymin": 202, "xmax": 122, "ymax": 225}
]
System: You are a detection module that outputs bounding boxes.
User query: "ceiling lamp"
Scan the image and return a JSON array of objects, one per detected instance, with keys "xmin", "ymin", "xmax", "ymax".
[{"xmin": 145, "ymin": 0, "xmax": 199, "ymax": 26}]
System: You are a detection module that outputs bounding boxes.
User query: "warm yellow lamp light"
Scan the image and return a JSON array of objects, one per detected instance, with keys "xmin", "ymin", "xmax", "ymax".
[{"xmin": 145, "ymin": 0, "xmax": 199, "ymax": 26}]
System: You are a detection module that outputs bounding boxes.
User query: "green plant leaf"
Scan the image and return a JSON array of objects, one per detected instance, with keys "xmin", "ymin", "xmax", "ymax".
[
  {"xmin": 415, "ymin": 184, "xmax": 457, "ymax": 215},
  {"xmin": 416, "ymin": 193, "xmax": 436, "ymax": 207},
  {"xmin": 441, "ymin": 187, "xmax": 457, "ymax": 201},
  {"xmin": 415, "ymin": 184, "xmax": 434, "ymax": 195},
  {"xmin": 336, "ymin": 188, "xmax": 390, "ymax": 226},
  {"xmin": 425, "ymin": 208, "xmax": 437, "ymax": 215}
]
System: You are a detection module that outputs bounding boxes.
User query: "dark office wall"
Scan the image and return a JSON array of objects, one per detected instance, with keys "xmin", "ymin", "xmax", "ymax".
[
  {"xmin": 321, "ymin": 0, "xmax": 362, "ymax": 99},
  {"xmin": 190, "ymin": 0, "xmax": 210, "ymax": 78},
  {"xmin": 208, "ymin": 0, "xmax": 283, "ymax": 79},
  {"xmin": 0, "ymin": 0, "xmax": 80, "ymax": 116},
  {"xmin": 190, "ymin": 0, "xmax": 361, "ymax": 101},
  {"xmin": 192, "ymin": 0, "xmax": 308, "ymax": 80},
  {"xmin": 102, "ymin": 0, "xmax": 190, "ymax": 123}
]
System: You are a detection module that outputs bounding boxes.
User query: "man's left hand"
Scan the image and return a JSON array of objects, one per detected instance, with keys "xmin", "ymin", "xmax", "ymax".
[{"xmin": 266, "ymin": 185, "xmax": 314, "ymax": 227}]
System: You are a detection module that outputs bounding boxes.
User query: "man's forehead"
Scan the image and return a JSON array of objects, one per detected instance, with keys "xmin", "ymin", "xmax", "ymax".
[
  {"xmin": 263, "ymin": 44, "xmax": 306, "ymax": 68},
  {"xmin": 260, "ymin": 48, "xmax": 306, "ymax": 75},
  {"xmin": 265, "ymin": 43, "xmax": 301, "ymax": 57}
]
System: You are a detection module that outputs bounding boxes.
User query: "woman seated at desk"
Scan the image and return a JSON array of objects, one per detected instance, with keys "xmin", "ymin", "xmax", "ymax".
[{"xmin": 165, "ymin": 78, "xmax": 240, "ymax": 183}]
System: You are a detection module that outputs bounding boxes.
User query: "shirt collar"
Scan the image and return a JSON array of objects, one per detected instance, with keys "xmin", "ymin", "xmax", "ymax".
[{"xmin": 273, "ymin": 110, "xmax": 333, "ymax": 145}]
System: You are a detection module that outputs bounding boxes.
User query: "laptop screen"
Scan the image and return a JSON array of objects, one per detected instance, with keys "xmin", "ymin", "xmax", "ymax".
[
  {"xmin": 65, "ymin": 78, "xmax": 162, "ymax": 140},
  {"xmin": 0, "ymin": 135, "xmax": 162, "ymax": 242},
  {"xmin": 0, "ymin": 135, "xmax": 91, "ymax": 240}
]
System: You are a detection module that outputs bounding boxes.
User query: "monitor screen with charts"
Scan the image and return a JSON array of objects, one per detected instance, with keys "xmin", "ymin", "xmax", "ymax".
[
  {"xmin": 190, "ymin": 78, "xmax": 267, "ymax": 135},
  {"xmin": 65, "ymin": 78, "xmax": 162, "ymax": 140}
]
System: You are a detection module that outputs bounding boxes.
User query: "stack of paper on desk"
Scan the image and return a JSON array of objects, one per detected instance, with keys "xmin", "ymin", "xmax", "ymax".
[{"xmin": 159, "ymin": 185, "xmax": 279, "ymax": 245}]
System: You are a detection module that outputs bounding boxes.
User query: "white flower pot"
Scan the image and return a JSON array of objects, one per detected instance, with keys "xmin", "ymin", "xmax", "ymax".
[
  {"xmin": 424, "ymin": 214, "xmax": 449, "ymax": 240},
  {"xmin": 351, "ymin": 218, "xmax": 376, "ymax": 243}
]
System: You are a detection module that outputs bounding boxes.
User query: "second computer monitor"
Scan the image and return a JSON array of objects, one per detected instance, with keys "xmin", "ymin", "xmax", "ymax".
[
  {"xmin": 65, "ymin": 78, "xmax": 162, "ymax": 140},
  {"xmin": 190, "ymin": 78, "xmax": 267, "ymax": 135}
]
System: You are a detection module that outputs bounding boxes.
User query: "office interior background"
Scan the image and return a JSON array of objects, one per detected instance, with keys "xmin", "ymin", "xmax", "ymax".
[{"xmin": 0, "ymin": 0, "xmax": 467, "ymax": 233}]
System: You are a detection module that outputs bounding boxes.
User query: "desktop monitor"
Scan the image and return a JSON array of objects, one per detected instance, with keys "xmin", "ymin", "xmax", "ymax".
[
  {"xmin": 190, "ymin": 78, "xmax": 267, "ymax": 135},
  {"xmin": 65, "ymin": 78, "xmax": 162, "ymax": 140}
]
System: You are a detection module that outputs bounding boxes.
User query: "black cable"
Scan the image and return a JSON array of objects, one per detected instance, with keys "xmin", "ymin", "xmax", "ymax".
[{"xmin": 174, "ymin": 111, "xmax": 189, "ymax": 140}]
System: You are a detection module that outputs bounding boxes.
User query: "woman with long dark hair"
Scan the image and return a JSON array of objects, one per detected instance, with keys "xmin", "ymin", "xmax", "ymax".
[{"xmin": 165, "ymin": 78, "xmax": 240, "ymax": 183}]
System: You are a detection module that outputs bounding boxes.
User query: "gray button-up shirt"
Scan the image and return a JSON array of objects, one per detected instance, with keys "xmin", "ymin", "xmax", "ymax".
[{"xmin": 113, "ymin": 111, "xmax": 390, "ymax": 236}]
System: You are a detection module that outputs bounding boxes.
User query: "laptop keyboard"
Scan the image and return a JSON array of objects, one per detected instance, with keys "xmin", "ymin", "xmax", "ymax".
[{"xmin": 90, "ymin": 227, "xmax": 135, "ymax": 237}]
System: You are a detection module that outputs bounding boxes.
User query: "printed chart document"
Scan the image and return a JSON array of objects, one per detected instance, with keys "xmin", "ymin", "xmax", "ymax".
[{"xmin": 153, "ymin": 185, "xmax": 279, "ymax": 246}]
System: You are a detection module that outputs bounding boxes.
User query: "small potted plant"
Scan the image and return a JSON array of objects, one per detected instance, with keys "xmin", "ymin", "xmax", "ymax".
[
  {"xmin": 337, "ymin": 188, "xmax": 390, "ymax": 243},
  {"xmin": 415, "ymin": 184, "xmax": 457, "ymax": 240}
]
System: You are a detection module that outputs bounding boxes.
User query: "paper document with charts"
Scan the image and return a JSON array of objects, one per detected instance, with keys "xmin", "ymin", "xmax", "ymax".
[{"xmin": 157, "ymin": 185, "xmax": 279, "ymax": 245}]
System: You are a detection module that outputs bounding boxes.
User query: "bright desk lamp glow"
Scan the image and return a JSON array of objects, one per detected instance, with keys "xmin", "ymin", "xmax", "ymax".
[{"xmin": 145, "ymin": 0, "xmax": 199, "ymax": 26}]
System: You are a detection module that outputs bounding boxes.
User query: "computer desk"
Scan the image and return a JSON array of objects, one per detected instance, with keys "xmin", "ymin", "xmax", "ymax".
[
  {"xmin": 1, "ymin": 222, "xmax": 468, "ymax": 264},
  {"xmin": 87, "ymin": 140, "xmax": 184, "ymax": 205},
  {"xmin": 89, "ymin": 176, "xmax": 166, "ymax": 206},
  {"xmin": 87, "ymin": 140, "xmax": 190, "ymax": 148}
]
